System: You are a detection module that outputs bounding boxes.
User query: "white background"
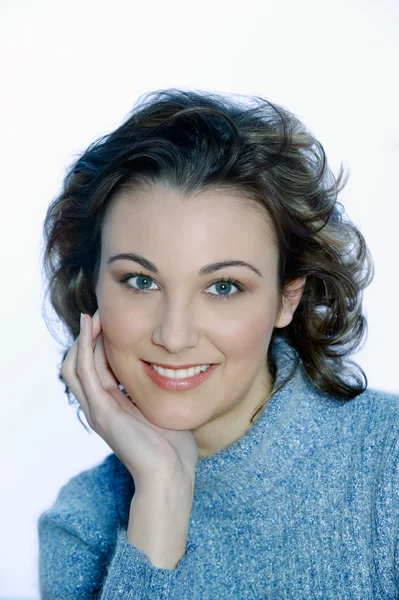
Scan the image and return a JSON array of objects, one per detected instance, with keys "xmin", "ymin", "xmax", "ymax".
[{"xmin": 0, "ymin": 0, "xmax": 398, "ymax": 597}]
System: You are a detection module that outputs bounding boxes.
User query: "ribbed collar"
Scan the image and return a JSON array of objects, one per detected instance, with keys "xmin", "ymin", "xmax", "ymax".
[{"xmin": 194, "ymin": 335, "xmax": 303, "ymax": 481}]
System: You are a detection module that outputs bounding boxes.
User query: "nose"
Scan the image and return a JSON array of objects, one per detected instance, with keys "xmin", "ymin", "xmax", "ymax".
[{"xmin": 151, "ymin": 298, "xmax": 200, "ymax": 354}]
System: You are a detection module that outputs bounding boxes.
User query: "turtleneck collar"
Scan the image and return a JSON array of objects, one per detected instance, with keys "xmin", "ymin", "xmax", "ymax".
[{"xmin": 194, "ymin": 335, "xmax": 303, "ymax": 482}]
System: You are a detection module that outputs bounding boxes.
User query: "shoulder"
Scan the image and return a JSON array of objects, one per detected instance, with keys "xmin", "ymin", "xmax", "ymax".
[
  {"xmin": 368, "ymin": 390, "xmax": 399, "ymax": 561},
  {"xmin": 52, "ymin": 453, "xmax": 132, "ymax": 511},
  {"xmin": 305, "ymin": 370, "xmax": 399, "ymax": 425},
  {"xmin": 343, "ymin": 385, "xmax": 399, "ymax": 428},
  {"xmin": 61, "ymin": 453, "xmax": 132, "ymax": 504},
  {"xmin": 38, "ymin": 453, "xmax": 134, "ymax": 550},
  {"xmin": 298, "ymin": 368, "xmax": 399, "ymax": 461},
  {"xmin": 327, "ymin": 386, "xmax": 399, "ymax": 479}
]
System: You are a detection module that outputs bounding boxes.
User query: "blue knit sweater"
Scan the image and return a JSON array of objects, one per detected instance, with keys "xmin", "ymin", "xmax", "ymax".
[{"xmin": 38, "ymin": 337, "xmax": 399, "ymax": 599}]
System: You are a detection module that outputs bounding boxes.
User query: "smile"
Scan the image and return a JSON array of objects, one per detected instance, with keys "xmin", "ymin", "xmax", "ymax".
[
  {"xmin": 142, "ymin": 361, "xmax": 218, "ymax": 391},
  {"xmin": 149, "ymin": 363, "xmax": 211, "ymax": 379}
]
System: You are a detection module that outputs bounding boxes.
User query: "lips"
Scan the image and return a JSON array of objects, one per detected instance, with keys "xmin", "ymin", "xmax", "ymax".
[
  {"xmin": 142, "ymin": 360, "xmax": 218, "ymax": 391},
  {"xmin": 144, "ymin": 361, "xmax": 212, "ymax": 370}
]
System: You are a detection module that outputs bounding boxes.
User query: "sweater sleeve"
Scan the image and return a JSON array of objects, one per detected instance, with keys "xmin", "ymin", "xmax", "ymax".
[
  {"xmin": 38, "ymin": 510, "xmax": 197, "ymax": 599},
  {"xmin": 97, "ymin": 527, "xmax": 197, "ymax": 598}
]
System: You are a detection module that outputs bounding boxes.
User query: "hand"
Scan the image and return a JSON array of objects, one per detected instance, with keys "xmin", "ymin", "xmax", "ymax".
[{"xmin": 60, "ymin": 311, "xmax": 199, "ymax": 491}]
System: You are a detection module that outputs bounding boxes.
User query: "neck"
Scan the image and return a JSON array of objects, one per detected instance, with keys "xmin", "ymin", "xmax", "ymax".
[{"xmin": 193, "ymin": 367, "xmax": 273, "ymax": 459}]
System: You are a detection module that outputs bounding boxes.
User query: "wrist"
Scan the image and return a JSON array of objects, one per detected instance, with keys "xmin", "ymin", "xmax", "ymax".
[{"xmin": 128, "ymin": 484, "xmax": 193, "ymax": 569}]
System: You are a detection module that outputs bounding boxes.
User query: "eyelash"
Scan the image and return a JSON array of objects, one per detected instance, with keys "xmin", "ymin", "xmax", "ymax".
[{"xmin": 118, "ymin": 271, "xmax": 246, "ymax": 301}]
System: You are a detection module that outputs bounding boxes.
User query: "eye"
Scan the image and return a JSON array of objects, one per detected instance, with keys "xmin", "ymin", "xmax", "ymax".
[
  {"xmin": 120, "ymin": 272, "xmax": 159, "ymax": 292},
  {"xmin": 204, "ymin": 277, "xmax": 246, "ymax": 300},
  {"xmin": 119, "ymin": 272, "xmax": 246, "ymax": 300}
]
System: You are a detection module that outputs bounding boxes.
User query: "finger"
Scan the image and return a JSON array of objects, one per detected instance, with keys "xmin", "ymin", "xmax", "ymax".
[
  {"xmin": 77, "ymin": 313, "xmax": 114, "ymax": 417},
  {"xmin": 93, "ymin": 333, "xmax": 119, "ymax": 392},
  {"xmin": 92, "ymin": 334, "xmax": 139, "ymax": 419},
  {"xmin": 90, "ymin": 310, "xmax": 102, "ymax": 349},
  {"xmin": 61, "ymin": 335, "xmax": 95, "ymax": 428}
]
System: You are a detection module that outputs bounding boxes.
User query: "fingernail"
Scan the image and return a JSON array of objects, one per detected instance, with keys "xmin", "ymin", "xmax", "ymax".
[{"xmin": 80, "ymin": 313, "xmax": 84, "ymax": 329}]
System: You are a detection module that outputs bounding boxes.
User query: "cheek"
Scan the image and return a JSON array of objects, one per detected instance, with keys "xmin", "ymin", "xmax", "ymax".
[
  {"xmin": 103, "ymin": 316, "xmax": 146, "ymax": 350},
  {"xmin": 97, "ymin": 293, "xmax": 147, "ymax": 350},
  {"xmin": 217, "ymin": 305, "xmax": 277, "ymax": 359},
  {"xmin": 100, "ymin": 312, "xmax": 145, "ymax": 385},
  {"xmin": 96, "ymin": 279, "xmax": 154, "ymax": 349}
]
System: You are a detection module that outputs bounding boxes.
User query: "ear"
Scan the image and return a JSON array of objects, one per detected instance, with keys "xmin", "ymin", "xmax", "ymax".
[{"xmin": 275, "ymin": 276, "xmax": 306, "ymax": 329}]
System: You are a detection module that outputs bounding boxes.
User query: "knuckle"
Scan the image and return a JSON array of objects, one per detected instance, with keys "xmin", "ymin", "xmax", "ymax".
[
  {"xmin": 91, "ymin": 402, "xmax": 110, "ymax": 428},
  {"xmin": 102, "ymin": 381, "xmax": 115, "ymax": 394},
  {"xmin": 76, "ymin": 362, "xmax": 88, "ymax": 379},
  {"xmin": 61, "ymin": 355, "xmax": 73, "ymax": 376},
  {"xmin": 60, "ymin": 364, "xmax": 69, "ymax": 381},
  {"xmin": 90, "ymin": 409, "xmax": 102, "ymax": 431}
]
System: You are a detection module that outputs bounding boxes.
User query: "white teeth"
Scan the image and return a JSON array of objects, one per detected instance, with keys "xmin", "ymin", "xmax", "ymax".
[{"xmin": 150, "ymin": 364, "xmax": 211, "ymax": 379}]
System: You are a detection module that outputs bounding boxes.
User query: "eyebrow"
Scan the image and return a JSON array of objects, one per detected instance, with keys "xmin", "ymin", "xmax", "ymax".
[{"xmin": 107, "ymin": 252, "xmax": 262, "ymax": 277}]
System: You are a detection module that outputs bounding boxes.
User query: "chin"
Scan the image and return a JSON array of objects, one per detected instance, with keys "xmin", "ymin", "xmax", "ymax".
[
  {"xmin": 151, "ymin": 417, "xmax": 194, "ymax": 431},
  {"xmin": 133, "ymin": 399, "xmax": 206, "ymax": 431}
]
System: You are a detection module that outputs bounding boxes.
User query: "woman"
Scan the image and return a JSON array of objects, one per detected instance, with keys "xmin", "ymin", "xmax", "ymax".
[{"xmin": 38, "ymin": 88, "xmax": 399, "ymax": 598}]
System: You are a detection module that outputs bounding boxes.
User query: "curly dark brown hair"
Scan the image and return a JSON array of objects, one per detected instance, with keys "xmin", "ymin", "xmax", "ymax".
[{"xmin": 41, "ymin": 88, "xmax": 374, "ymax": 427}]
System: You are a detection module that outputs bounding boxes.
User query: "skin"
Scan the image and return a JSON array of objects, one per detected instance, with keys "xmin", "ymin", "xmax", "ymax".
[{"xmin": 94, "ymin": 184, "xmax": 305, "ymax": 459}]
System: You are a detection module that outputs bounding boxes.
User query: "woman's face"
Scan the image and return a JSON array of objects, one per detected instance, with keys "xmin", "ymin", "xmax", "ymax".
[{"xmin": 95, "ymin": 184, "xmax": 304, "ymax": 456}]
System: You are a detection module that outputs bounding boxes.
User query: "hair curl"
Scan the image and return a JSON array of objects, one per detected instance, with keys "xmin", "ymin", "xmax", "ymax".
[{"xmin": 41, "ymin": 88, "xmax": 374, "ymax": 427}]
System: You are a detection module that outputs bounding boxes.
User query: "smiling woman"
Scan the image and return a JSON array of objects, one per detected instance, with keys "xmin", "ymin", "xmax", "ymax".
[
  {"xmin": 93, "ymin": 184, "xmax": 304, "ymax": 449},
  {"xmin": 37, "ymin": 88, "xmax": 399, "ymax": 598}
]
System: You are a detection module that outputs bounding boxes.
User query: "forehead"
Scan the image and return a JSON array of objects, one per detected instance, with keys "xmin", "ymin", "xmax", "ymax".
[{"xmin": 102, "ymin": 184, "xmax": 277, "ymax": 258}]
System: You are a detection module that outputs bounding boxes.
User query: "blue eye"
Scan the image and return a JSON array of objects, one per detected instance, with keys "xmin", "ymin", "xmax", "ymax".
[
  {"xmin": 123, "ymin": 273, "xmax": 158, "ymax": 291},
  {"xmin": 205, "ymin": 279, "xmax": 244, "ymax": 299},
  {"xmin": 119, "ymin": 272, "xmax": 246, "ymax": 300}
]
